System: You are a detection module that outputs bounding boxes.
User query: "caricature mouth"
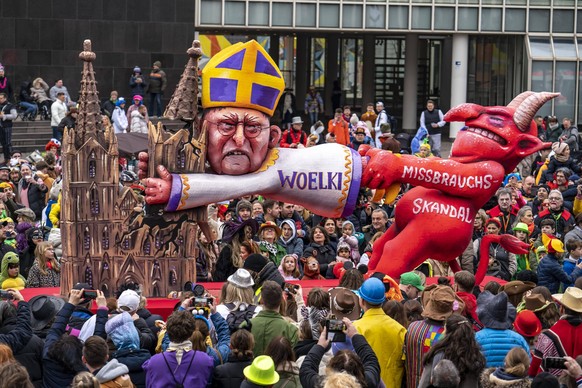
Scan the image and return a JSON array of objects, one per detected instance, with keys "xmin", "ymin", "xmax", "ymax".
[
  {"xmin": 465, "ymin": 127, "xmax": 507, "ymax": 146},
  {"xmin": 224, "ymin": 150, "xmax": 248, "ymax": 157}
]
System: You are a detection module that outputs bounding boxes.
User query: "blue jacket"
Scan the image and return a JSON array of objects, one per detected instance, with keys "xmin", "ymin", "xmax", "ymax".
[
  {"xmin": 537, "ymin": 253, "xmax": 582, "ymax": 294},
  {"xmin": 476, "ymin": 328, "xmax": 530, "ymax": 367},
  {"xmin": 162, "ymin": 312, "xmax": 231, "ymax": 366}
]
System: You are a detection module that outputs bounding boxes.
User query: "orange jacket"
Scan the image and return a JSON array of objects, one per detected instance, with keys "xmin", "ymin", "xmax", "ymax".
[{"xmin": 327, "ymin": 118, "xmax": 350, "ymax": 146}]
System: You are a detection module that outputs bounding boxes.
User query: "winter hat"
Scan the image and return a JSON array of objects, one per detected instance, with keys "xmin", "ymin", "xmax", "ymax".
[
  {"xmin": 337, "ymin": 241, "xmax": 350, "ymax": 253},
  {"xmin": 153, "ymin": 61, "xmax": 162, "ymax": 68},
  {"xmin": 243, "ymin": 253, "xmax": 269, "ymax": 274},
  {"xmin": 542, "ymin": 233, "xmax": 564, "ymax": 254},
  {"xmin": 105, "ymin": 312, "xmax": 140, "ymax": 351},
  {"xmin": 0, "ymin": 64, "xmax": 4, "ymax": 72},
  {"xmin": 350, "ymin": 114, "xmax": 359, "ymax": 127},
  {"xmin": 513, "ymin": 310, "xmax": 542, "ymax": 338},
  {"xmin": 133, "ymin": 66, "xmax": 141, "ymax": 73},
  {"xmin": 485, "ymin": 218, "xmax": 502, "ymax": 229},
  {"xmin": 512, "ymin": 222, "xmax": 529, "ymax": 234},
  {"xmin": 531, "ymin": 372, "xmax": 559, "ymax": 388},
  {"xmin": 236, "ymin": 200, "xmax": 252, "ymax": 215},
  {"xmin": 115, "ymin": 97, "xmax": 126, "ymax": 107},
  {"xmin": 552, "ymin": 142, "xmax": 570, "ymax": 163},
  {"xmin": 477, "ymin": 291, "xmax": 516, "ymax": 330},
  {"xmin": 133, "ymin": 95, "xmax": 143, "ymax": 102}
]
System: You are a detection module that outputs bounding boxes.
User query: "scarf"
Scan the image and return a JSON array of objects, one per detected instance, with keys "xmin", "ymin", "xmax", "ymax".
[
  {"xmin": 259, "ymin": 240, "xmax": 278, "ymax": 257},
  {"xmin": 167, "ymin": 340, "xmax": 193, "ymax": 365}
]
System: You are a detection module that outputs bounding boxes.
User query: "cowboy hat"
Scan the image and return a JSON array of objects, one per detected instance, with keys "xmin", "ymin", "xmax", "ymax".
[
  {"xmin": 421, "ymin": 284, "xmax": 465, "ymax": 322},
  {"xmin": 291, "ymin": 116, "xmax": 303, "ymax": 125},
  {"xmin": 329, "ymin": 287, "xmax": 361, "ymax": 321},
  {"xmin": 552, "ymin": 287, "xmax": 582, "ymax": 313},
  {"xmin": 259, "ymin": 221, "xmax": 282, "ymax": 239},
  {"xmin": 523, "ymin": 293, "xmax": 551, "ymax": 312}
]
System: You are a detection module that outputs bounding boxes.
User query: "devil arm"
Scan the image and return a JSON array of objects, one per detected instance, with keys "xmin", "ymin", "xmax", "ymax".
[{"xmin": 364, "ymin": 152, "xmax": 505, "ymax": 200}]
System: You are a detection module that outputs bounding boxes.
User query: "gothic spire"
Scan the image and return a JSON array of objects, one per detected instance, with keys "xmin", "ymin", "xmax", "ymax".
[
  {"xmin": 163, "ymin": 40, "xmax": 202, "ymax": 122},
  {"xmin": 77, "ymin": 40, "xmax": 103, "ymax": 135}
]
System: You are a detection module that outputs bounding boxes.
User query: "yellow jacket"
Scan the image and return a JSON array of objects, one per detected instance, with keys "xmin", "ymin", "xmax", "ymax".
[
  {"xmin": 49, "ymin": 194, "xmax": 61, "ymax": 227},
  {"xmin": 353, "ymin": 307, "xmax": 406, "ymax": 388},
  {"xmin": 574, "ymin": 196, "xmax": 582, "ymax": 216}
]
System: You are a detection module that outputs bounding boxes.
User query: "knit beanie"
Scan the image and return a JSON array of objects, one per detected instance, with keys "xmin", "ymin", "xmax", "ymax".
[
  {"xmin": 153, "ymin": 61, "xmax": 162, "ymax": 68},
  {"xmin": 552, "ymin": 142, "xmax": 569, "ymax": 163},
  {"xmin": 236, "ymin": 200, "xmax": 253, "ymax": 215},
  {"xmin": 133, "ymin": 66, "xmax": 141, "ymax": 73}
]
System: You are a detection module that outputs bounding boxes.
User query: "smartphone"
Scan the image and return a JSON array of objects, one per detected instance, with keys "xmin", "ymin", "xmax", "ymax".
[
  {"xmin": 326, "ymin": 319, "xmax": 347, "ymax": 342},
  {"xmin": 0, "ymin": 290, "xmax": 13, "ymax": 300},
  {"xmin": 82, "ymin": 290, "xmax": 98, "ymax": 299},
  {"xmin": 542, "ymin": 357, "xmax": 567, "ymax": 370}
]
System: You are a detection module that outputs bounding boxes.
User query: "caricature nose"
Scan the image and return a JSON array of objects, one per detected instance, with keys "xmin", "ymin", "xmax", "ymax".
[{"xmin": 232, "ymin": 123, "xmax": 246, "ymax": 146}]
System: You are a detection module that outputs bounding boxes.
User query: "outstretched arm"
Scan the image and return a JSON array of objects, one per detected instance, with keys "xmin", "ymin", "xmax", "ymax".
[{"xmin": 361, "ymin": 147, "xmax": 504, "ymax": 201}]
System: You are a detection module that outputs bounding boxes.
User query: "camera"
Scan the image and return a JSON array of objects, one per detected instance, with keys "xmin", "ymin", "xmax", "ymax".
[
  {"xmin": 325, "ymin": 318, "xmax": 347, "ymax": 342},
  {"xmin": 192, "ymin": 297, "xmax": 213, "ymax": 318},
  {"xmin": 542, "ymin": 357, "xmax": 567, "ymax": 370},
  {"xmin": 0, "ymin": 290, "xmax": 13, "ymax": 300},
  {"xmin": 283, "ymin": 282, "xmax": 299, "ymax": 295},
  {"xmin": 82, "ymin": 290, "xmax": 98, "ymax": 299}
]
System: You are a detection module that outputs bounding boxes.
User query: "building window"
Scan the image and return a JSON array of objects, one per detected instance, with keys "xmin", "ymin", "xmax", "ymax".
[
  {"xmin": 90, "ymin": 188, "xmax": 99, "ymax": 215},
  {"xmin": 177, "ymin": 141, "xmax": 186, "ymax": 169},
  {"xmin": 144, "ymin": 240, "xmax": 151, "ymax": 255},
  {"xmin": 85, "ymin": 267, "xmax": 93, "ymax": 288},
  {"xmin": 102, "ymin": 227, "xmax": 109, "ymax": 250},
  {"xmin": 89, "ymin": 151, "xmax": 96, "ymax": 178},
  {"xmin": 84, "ymin": 227, "xmax": 91, "ymax": 251}
]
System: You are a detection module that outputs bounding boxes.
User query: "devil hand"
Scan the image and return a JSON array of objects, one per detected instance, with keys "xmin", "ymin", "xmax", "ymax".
[
  {"xmin": 360, "ymin": 146, "xmax": 400, "ymax": 189},
  {"xmin": 144, "ymin": 166, "xmax": 172, "ymax": 205}
]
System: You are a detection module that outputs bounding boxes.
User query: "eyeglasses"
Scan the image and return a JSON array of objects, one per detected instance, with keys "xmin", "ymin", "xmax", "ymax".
[
  {"xmin": 548, "ymin": 197, "xmax": 562, "ymax": 201},
  {"xmin": 206, "ymin": 120, "xmax": 269, "ymax": 138}
]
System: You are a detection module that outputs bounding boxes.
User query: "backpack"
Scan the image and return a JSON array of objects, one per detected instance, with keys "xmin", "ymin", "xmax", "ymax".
[{"xmin": 225, "ymin": 303, "xmax": 257, "ymax": 333}]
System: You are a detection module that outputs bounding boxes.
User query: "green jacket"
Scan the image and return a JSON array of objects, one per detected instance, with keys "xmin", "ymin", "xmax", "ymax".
[{"xmin": 251, "ymin": 310, "xmax": 298, "ymax": 356}]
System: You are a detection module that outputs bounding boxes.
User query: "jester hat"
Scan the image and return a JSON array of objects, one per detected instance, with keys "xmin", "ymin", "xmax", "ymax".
[
  {"xmin": 542, "ymin": 233, "xmax": 564, "ymax": 254},
  {"xmin": 202, "ymin": 40, "xmax": 285, "ymax": 117}
]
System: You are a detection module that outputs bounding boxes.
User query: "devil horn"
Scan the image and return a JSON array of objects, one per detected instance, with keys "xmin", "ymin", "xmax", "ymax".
[
  {"xmin": 506, "ymin": 91, "xmax": 535, "ymax": 111},
  {"xmin": 513, "ymin": 92, "xmax": 560, "ymax": 132}
]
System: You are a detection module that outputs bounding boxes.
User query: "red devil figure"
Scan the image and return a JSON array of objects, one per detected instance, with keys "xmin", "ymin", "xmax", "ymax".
[{"xmin": 361, "ymin": 91, "xmax": 559, "ymax": 284}]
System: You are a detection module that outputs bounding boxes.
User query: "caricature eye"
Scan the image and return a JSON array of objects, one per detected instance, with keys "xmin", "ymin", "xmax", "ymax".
[{"xmin": 519, "ymin": 140, "xmax": 531, "ymax": 148}]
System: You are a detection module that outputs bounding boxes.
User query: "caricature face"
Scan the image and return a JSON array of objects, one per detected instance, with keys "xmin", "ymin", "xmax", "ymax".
[{"xmin": 205, "ymin": 107, "xmax": 280, "ymax": 175}]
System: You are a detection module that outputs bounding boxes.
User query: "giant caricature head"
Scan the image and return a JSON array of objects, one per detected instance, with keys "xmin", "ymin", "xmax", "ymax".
[
  {"xmin": 445, "ymin": 91, "xmax": 559, "ymax": 172},
  {"xmin": 201, "ymin": 40, "xmax": 284, "ymax": 175}
]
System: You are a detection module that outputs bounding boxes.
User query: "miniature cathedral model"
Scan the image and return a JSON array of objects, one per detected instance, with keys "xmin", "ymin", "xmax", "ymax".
[{"xmin": 60, "ymin": 40, "xmax": 207, "ymax": 297}]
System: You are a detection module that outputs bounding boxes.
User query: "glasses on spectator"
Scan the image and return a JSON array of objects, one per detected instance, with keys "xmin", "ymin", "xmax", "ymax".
[
  {"xmin": 206, "ymin": 120, "xmax": 269, "ymax": 138},
  {"xmin": 548, "ymin": 197, "xmax": 562, "ymax": 201}
]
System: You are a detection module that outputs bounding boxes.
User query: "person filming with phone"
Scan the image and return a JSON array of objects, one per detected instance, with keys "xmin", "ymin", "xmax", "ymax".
[{"xmin": 530, "ymin": 287, "xmax": 582, "ymax": 377}]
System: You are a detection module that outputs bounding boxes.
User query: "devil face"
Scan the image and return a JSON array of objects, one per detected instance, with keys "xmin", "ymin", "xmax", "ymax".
[{"xmin": 446, "ymin": 92, "xmax": 558, "ymax": 172}]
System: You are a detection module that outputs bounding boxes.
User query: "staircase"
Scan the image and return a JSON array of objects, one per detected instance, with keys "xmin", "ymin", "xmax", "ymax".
[{"xmin": 12, "ymin": 117, "xmax": 187, "ymax": 156}]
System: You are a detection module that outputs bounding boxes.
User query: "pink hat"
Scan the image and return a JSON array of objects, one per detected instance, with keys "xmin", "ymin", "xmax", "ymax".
[{"xmin": 133, "ymin": 95, "xmax": 143, "ymax": 101}]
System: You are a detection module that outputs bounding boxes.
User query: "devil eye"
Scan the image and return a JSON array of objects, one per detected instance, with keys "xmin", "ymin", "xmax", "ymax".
[
  {"xmin": 519, "ymin": 140, "xmax": 531, "ymax": 148},
  {"xmin": 489, "ymin": 116, "xmax": 504, "ymax": 127}
]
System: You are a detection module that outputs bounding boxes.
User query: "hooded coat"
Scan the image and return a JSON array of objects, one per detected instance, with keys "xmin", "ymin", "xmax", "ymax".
[
  {"xmin": 94, "ymin": 359, "xmax": 134, "ymax": 388},
  {"xmin": 0, "ymin": 251, "xmax": 26, "ymax": 289},
  {"xmin": 479, "ymin": 368, "xmax": 531, "ymax": 388},
  {"xmin": 106, "ymin": 312, "xmax": 151, "ymax": 388},
  {"xmin": 278, "ymin": 219, "xmax": 304, "ymax": 258}
]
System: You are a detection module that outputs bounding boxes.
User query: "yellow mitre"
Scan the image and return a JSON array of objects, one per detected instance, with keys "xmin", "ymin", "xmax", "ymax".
[{"xmin": 201, "ymin": 40, "xmax": 285, "ymax": 117}]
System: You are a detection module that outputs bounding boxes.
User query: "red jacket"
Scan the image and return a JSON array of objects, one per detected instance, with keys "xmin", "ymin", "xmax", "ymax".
[{"xmin": 280, "ymin": 129, "xmax": 307, "ymax": 148}]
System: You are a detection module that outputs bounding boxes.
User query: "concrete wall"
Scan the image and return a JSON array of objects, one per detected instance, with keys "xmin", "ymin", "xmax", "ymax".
[{"xmin": 0, "ymin": 0, "xmax": 196, "ymax": 104}]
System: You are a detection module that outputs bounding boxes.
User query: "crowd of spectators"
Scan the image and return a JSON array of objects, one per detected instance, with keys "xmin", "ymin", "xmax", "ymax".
[{"xmin": 2, "ymin": 61, "xmax": 582, "ymax": 386}]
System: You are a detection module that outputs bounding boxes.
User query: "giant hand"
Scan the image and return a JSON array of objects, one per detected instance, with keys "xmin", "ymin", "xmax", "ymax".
[
  {"xmin": 138, "ymin": 152, "xmax": 172, "ymax": 205},
  {"xmin": 360, "ymin": 146, "xmax": 401, "ymax": 189}
]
